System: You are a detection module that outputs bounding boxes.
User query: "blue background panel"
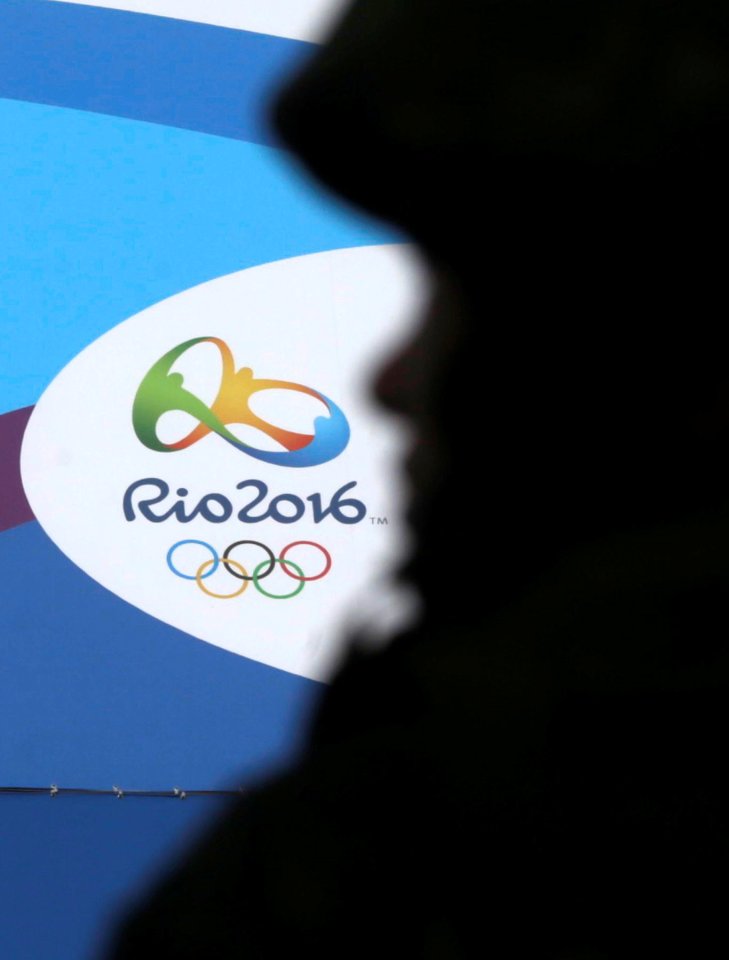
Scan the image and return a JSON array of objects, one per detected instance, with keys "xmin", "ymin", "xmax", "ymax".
[
  {"xmin": 0, "ymin": 794, "xmax": 230, "ymax": 960},
  {"xmin": 0, "ymin": 97, "xmax": 391, "ymax": 415}
]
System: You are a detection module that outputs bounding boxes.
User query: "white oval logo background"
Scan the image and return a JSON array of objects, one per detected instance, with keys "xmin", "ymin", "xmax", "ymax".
[{"xmin": 21, "ymin": 245, "xmax": 427, "ymax": 680}]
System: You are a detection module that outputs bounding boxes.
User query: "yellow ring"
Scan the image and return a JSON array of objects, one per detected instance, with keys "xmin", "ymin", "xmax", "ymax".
[{"xmin": 196, "ymin": 557, "xmax": 249, "ymax": 599}]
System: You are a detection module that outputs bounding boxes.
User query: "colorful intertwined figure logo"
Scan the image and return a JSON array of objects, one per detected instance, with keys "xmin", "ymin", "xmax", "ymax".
[{"xmin": 132, "ymin": 337, "xmax": 350, "ymax": 467}]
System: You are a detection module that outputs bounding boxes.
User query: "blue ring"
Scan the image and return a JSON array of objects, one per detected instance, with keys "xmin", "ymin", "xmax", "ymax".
[{"xmin": 167, "ymin": 540, "xmax": 219, "ymax": 580}]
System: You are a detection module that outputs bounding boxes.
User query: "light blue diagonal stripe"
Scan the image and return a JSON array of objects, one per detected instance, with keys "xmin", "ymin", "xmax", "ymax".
[{"xmin": 0, "ymin": 98, "xmax": 396, "ymax": 415}]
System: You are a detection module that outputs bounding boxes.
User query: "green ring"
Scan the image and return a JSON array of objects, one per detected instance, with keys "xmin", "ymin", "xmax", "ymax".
[{"xmin": 253, "ymin": 558, "xmax": 306, "ymax": 599}]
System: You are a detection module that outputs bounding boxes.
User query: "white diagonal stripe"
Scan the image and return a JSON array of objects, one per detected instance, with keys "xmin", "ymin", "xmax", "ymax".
[{"xmin": 47, "ymin": 0, "xmax": 348, "ymax": 42}]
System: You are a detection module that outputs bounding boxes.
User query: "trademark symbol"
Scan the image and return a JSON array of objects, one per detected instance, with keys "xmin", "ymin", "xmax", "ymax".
[{"xmin": 370, "ymin": 516, "xmax": 389, "ymax": 525}]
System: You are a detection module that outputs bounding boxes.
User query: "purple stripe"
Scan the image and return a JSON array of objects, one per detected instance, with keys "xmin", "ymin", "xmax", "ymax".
[{"xmin": 0, "ymin": 407, "xmax": 35, "ymax": 532}]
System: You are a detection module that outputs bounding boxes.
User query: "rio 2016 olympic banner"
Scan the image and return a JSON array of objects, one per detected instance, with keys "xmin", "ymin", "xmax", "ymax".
[
  {"xmin": 22, "ymin": 247, "xmax": 421, "ymax": 681},
  {"xmin": 1, "ymin": 0, "xmax": 424, "ymax": 790}
]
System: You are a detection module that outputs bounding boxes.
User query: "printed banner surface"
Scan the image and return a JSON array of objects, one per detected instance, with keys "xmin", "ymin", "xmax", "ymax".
[
  {"xmin": 22, "ymin": 246, "xmax": 422, "ymax": 682},
  {"xmin": 1, "ymin": 0, "xmax": 422, "ymax": 788}
]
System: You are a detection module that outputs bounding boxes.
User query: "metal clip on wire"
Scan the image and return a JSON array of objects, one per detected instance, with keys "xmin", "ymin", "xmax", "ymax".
[
  {"xmin": 112, "ymin": 785, "xmax": 124, "ymax": 799},
  {"xmin": 50, "ymin": 784, "xmax": 59, "ymax": 798},
  {"xmin": 173, "ymin": 787, "xmax": 187, "ymax": 800}
]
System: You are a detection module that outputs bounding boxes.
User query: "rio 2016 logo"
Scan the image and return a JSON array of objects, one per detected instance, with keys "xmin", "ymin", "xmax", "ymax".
[
  {"xmin": 125, "ymin": 338, "xmax": 368, "ymax": 530},
  {"xmin": 132, "ymin": 336, "xmax": 350, "ymax": 467}
]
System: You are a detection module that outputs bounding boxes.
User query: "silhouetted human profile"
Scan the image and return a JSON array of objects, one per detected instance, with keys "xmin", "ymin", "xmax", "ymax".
[{"xmin": 110, "ymin": 2, "xmax": 729, "ymax": 956}]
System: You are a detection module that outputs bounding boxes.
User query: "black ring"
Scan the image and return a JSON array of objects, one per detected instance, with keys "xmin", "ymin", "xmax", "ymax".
[{"xmin": 222, "ymin": 541, "xmax": 275, "ymax": 581}]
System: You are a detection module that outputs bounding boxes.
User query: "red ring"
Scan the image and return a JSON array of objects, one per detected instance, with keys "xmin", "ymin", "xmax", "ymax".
[{"xmin": 279, "ymin": 541, "xmax": 332, "ymax": 582}]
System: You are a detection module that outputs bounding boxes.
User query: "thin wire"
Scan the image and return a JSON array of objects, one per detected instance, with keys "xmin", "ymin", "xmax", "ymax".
[{"xmin": 0, "ymin": 785, "xmax": 245, "ymax": 799}]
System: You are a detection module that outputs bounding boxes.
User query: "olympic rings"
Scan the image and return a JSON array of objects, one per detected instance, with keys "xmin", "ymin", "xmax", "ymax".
[
  {"xmin": 167, "ymin": 540, "xmax": 332, "ymax": 600},
  {"xmin": 196, "ymin": 557, "xmax": 249, "ymax": 600},
  {"xmin": 167, "ymin": 540, "xmax": 218, "ymax": 580},
  {"xmin": 253, "ymin": 559, "xmax": 306, "ymax": 600},
  {"xmin": 279, "ymin": 541, "xmax": 332, "ymax": 582},
  {"xmin": 223, "ymin": 540, "xmax": 275, "ymax": 581}
]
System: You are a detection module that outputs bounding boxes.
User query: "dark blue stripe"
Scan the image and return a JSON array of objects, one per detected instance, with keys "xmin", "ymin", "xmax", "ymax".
[
  {"xmin": 0, "ymin": 0, "xmax": 314, "ymax": 144},
  {"xmin": 1, "ymin": 794, "xmax": 229, "ymax": 960}
]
